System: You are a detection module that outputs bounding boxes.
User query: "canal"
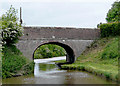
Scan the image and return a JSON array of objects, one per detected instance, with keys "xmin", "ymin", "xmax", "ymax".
[{"xmin": 2, "ymin": 56, "xmax": 116, "ymax": 84}]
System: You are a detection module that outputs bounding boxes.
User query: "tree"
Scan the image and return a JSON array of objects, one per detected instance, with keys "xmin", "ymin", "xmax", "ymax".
[
  {"xmin": 0, "ymin": 5, "xmax": 23, "ymax": 45},
  {"xmin": 106, "ymin": 1, "xmax": 120, "ymax": 23}
]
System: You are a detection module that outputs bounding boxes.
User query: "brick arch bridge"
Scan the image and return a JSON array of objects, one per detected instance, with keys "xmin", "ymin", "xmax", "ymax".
[{"xmin": 16, "ymin": 27, "xmax": 100, "ymax": 64}]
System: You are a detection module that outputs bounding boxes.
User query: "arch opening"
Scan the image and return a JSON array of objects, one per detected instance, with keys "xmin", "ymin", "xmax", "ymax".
[
  {"xmin": 33, "ymin": 42, "xmax": 75, "ymax": 68},
  {"xmin": 34, "ymin": 44, "xmax": 67, "ymax": 59}
]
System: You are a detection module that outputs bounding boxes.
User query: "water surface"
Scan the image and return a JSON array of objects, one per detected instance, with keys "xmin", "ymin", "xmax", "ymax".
[{"xmin": 2, "ymin": 56, "xmax": 116, "ymax": 84}]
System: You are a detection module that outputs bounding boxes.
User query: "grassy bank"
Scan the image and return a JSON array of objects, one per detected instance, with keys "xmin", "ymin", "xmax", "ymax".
[
  {"xmin": 2, "ymin": 45, "xmax": 34, "ymax": 79},
  {"xmin": 61, "ymin": 36, "xmax": 119, "ymax": 82}
]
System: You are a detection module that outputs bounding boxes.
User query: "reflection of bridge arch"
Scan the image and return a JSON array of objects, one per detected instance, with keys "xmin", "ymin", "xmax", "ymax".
[{"xmin": 33, "ymin": 42, "xmax": 75, "ymax": 64}]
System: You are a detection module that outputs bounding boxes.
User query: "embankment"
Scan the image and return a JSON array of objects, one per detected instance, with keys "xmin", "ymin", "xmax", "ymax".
[
  {"xmin": 2, "ymin": 45, "xmax": 34, "ymax": 79},
  {"xmin": 61, "ymin": 36, "xmax": 119, "ymax": 82}
]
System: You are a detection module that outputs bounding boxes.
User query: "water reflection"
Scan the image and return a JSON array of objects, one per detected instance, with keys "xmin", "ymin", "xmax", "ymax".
[
  {"xmin": 2, "ymin": 57, "xmax": 117, "ymax": 84},
  {"xmin": 34, "ymin": 62, "xmax": 66, "ymax": 78}
]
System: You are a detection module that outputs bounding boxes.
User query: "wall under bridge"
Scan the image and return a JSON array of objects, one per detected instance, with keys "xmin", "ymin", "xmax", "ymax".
[{"xmin": 16, "ymin": 27, "xmax": 100, "ymax": 62}]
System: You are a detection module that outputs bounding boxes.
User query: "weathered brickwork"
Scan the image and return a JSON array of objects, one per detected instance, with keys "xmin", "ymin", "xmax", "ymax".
[
  {"xmin": 21, "ymin": 27, "xmax": 100, "ymax": 40},
  {"xmin": 16, "ymin": 27, "xmax": 100, "ymax": 62}
]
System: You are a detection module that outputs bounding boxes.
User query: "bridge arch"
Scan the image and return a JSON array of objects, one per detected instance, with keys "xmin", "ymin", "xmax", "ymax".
[{"xmin": 33, "ymin": 42, "xmax": 75, "ymax": 64}]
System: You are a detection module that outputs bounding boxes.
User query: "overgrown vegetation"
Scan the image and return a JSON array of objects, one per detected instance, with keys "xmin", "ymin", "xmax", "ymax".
[
  {"xmin": 2, "ymin": 45, "xmax": 34, "ymax": 79},
  {"xmin": 1, "ymin": 6, "xmax": 34, "ymax": 79},
  {"xmin": 100, "ymin": 22, "xmax": 120, "ymax": 37},
  {"xmin": 106, "ymin": 1, "xmax": 120, "ymax": 23},
  {"xmin": 0, "ymin": 5, "xmax": 23, "ymax": 45},
  {"xmin": 62, "ymin": 36, "xmax": 119, "ymax": 82},
  {"xmin": 98, "ymin": 1, "xmax": 120, "ymax": 38},
  {"xmin": 34, "ymin": 44, "xmax": 66, "ymax": 59}
]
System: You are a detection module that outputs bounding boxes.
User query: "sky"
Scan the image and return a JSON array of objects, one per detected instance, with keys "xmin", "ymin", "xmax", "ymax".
[{"xmin": 0, "ymin": 0, "xmax": 117, "ymax": 28}]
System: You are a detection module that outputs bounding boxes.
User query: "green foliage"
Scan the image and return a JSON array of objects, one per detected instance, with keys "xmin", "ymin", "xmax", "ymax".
[
  {"xmin": 34, "ymin": 44, "xmax": 66, "ymax": 59},
  {"xmin": 97, "ymin": 22, "xmax": 102, "ymax": 28},
  {"xmin": 1, "ymin": 5, "xmax": 18, "ymax": 22},
  {"xmin": 100, "ymin": 22, "xmax": 120, "ymax": 37},
  {"xmin": 106, "ymin": 1, "xmax": 120, "ymax": 22},
  {"xmin": 2, "ymin": 45, "xmax": 34, "ymax": 78},
  {"xmin": 0, "ymin": 5, "xmax": 23, "ymax": 45},
  {"xmin": 101, "ymin": 37, "xmax": 118, "ymax": 59}
]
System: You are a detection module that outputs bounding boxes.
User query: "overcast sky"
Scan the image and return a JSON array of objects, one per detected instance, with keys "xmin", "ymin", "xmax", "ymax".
[{"xmin": 0, "ymin": 0, "xmax": 117, "ymax": 28}]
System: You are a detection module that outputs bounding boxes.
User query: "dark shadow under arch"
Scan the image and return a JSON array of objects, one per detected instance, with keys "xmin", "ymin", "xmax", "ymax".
[{"xmin": 33, "ymin": 42, "xmax": 75, "ymax": 69}]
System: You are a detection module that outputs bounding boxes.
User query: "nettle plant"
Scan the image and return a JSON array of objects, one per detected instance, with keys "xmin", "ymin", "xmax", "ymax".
[{"xmin": 0, "ymin": 5, "xmax": 23, "ymax": 45}]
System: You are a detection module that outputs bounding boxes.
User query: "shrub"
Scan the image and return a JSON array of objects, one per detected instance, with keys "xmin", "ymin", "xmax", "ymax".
[
  {"xmin": 104, "ymin": 72, "xmax": 111, "ymax": 79},
  {"xmin": 100, "ymin": 22, "xmax": 120, "ymax": 37},
  {"xmin": 0, "ymin": 5, "xmax": 23, "ymax": 45},
  {"xmin": 101, "ymin": 52, "xmax": 108, "ymax": 59}
]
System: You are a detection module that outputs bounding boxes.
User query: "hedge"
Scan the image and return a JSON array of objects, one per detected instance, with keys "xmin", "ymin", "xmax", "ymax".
[{"xmin": 100, "ymin": 22, "xmax": 120, "ymax": 37}]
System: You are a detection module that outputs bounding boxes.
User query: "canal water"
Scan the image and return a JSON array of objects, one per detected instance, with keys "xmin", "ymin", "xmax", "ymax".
[{"xmin": 2, "ymin": 56, "xmax": 116, "ymax": 84}]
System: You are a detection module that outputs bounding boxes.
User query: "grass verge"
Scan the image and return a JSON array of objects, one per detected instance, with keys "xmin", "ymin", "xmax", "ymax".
[
  {"xmin": 2, "ymin": 45, "xmax": 34, "ymax": 79},
  {"xmin": 61, "ymin": 36, "xmax": 119, "ymax": 82}
]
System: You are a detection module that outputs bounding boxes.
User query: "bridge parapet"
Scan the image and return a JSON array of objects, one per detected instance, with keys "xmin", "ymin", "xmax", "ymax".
[{"xmin": 21, "ymin": 27, "xmax": 100, "ymax": 40}]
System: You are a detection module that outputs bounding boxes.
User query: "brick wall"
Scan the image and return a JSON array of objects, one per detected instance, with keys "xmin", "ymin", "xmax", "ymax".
[{"xmin": 21, "ymin": 27, "xmax": 100, "ymax": 40}]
